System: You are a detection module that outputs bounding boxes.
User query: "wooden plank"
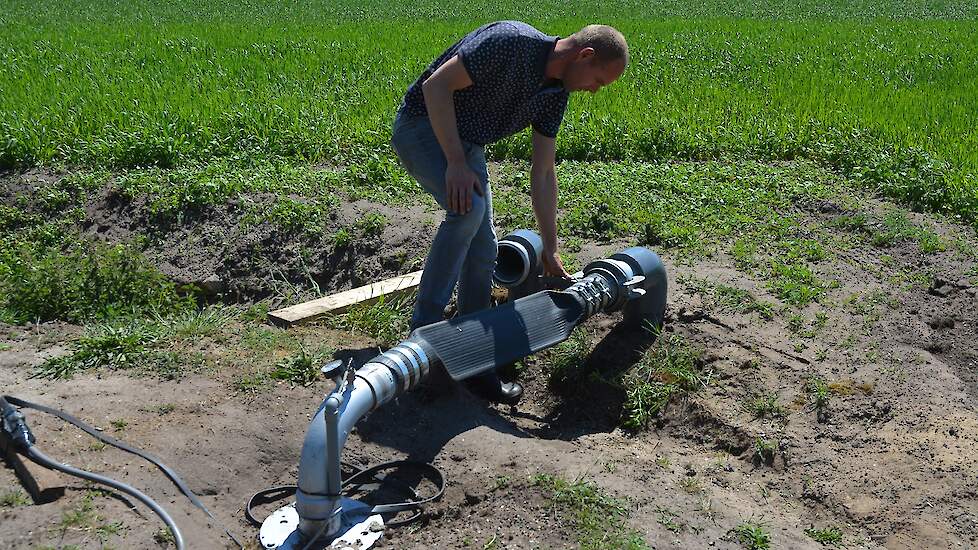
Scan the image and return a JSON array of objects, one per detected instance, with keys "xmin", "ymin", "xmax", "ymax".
[
  {"xmin": 0, "ymin": 433, "xmax": 65, "ymax": 504},
  {"xmin": 268, "ymin": 270, "xmax": 424, "ymax": 327}
]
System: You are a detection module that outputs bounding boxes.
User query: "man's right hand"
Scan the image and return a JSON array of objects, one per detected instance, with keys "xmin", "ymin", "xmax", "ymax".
[
  {"xmin": 542, "ymin": 248, "xmax": 571, "ymax": 279},
  {"xmin": 445, "ymin": 161, "xmax": 483, "ymax": 214}
]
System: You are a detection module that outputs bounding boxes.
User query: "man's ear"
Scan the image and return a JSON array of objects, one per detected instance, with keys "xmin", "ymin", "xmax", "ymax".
[{"xmin": 575, "ymin": 47, "xmax": 595, "ymax": 61}]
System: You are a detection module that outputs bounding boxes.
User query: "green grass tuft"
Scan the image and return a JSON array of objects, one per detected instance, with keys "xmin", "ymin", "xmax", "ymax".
[
  {"xmin": 805, "ymin": 526, "xmax": 845, "ymax": 546},
  {"xmin": 621, "ymin": 333, "xmax": 704, "ymax": 430},
  {"xmin": 806, "ymin": 377, "xmax": 831, "ymax": 410},
  {"xmin": 330, "ymin": 292, "xmax": 413, "ymax": 347},
  {"xmin": 33, "ymin": 315, "xmax": 208, "ymax": 380},
  {"xmin": 0, "ymin": 489, "xmax": 30, "ymax": 508},
  {"xmin": 533, "ymin": 474, "xmax": 650, "ymax": 550}
]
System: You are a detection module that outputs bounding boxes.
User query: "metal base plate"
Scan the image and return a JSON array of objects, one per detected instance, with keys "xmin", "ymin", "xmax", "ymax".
[{"xmin": 259, "ymin": 499, "xmax": 385, "ymax": 550}]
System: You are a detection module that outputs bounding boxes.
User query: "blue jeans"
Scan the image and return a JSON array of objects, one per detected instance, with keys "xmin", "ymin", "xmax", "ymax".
[{"xmin": 390, "ymin": 112, "xmax": 497, "ymax": 329}]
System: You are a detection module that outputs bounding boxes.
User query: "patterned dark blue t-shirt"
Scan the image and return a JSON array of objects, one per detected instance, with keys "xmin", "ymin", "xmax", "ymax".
[{"xmin": 399, "ymin": 21, "xmax": 570, "ymax": 145}]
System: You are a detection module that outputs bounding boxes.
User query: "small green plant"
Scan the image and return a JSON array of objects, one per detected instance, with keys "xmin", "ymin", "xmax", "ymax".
[
  {"xmin": 59, "ymin": 491, "xmax": 101, "ymax": 533},
  {"xmin": 265, "ymin": 196, "xmax": 333, "ymax": 234},
  {"xmin": 655, "ymin": 507, "xmax": 683, "ymax": 533},
  {"xmin": 691, "ymin": 278, "xmax": 774, "ymax": 319},
  {"xmin": 747, "ymin": 393, "xmax": 786, "ymax": 419},
  {"xmin": 233, "ymin": 371, "xmax": 270, "ymax": 393},
  {"xmin": 787, "ymin": 314, "xmax": 805, "ymax": 333},
  {"xmin": 331, "ymin": 227, "xmax": 352, "ymax": 248},
  {"xmin": 829, "ymin": 213, "xmax": 868, "ymax": 232},
  {"xmin": 111, "ymin": 419, "xmax": 128, "ymax": 431},
  {"xmin": 870, "ymin": 210, "xmax": 945, "ymax": 253},
  {"xmin": 805, "ymin": 526, "xmax": 844, "ymax": 546},
  {"xmin": 0, "ymin": 343, "xmax": 11, "ymax": 351},
  {"xmin": 731, "ymin": 238, "xmax": 759, "ymax": 269},
  {"xmin": 154, "ymin": 526, "xmax": 177, "ymax": 547},
  {"xmin": 731, "ymin": 521, "xmax": 771, "ymax": 550},
  {"xmin": 95, "ymin": 520, "xmax": 125, "ymax": 541},
  {"xmin": 768, "ymin": 262, "xmax": 823, "ymax": 307},
  {"xmin": 489, "ymin": 476, "xmax": 511, "ymax": 492},
  {"xmin": 161, "ymin": 306, "xmax": 235, "ymax": 339},
  {"xmin": 241, "ymin": 301, "xmax": 271, "ymax": 323},
  {"xmin": 807, "ymin": 377, "xmax": 830, "ymax": 410},
  {"xmin": 241, "ymin": 327, "xmax": 285, "ymax": 351},
  {"xmin": 545, "ymin": 328, "xmax": 592, "ymax": 387},
  {"xmin": 679, "ymin": 476, "xmax": 704, "ymax": 494},
  {"xmin": 753, "ymin": 438, "xmax": 776, "ymax": 466},
  {"xmin": 356, "ymin": 213, "xmax": 387, "ymax": 236},
  {"xmin": 270, "ymin": 347, "xmax": 326, "ymax": 387},
  {"xmin": 34, "ymin": 320, "xmax": 161, "ymax": 379}
]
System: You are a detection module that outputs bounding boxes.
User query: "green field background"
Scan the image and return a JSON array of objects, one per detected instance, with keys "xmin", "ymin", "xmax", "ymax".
[{"xmin": 2, "ymin": 0, "xmax": 976, "ymax": 218}]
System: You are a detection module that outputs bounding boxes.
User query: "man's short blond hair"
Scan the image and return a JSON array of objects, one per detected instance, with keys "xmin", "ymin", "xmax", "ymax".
[{"xmin": 570, "ymin": 24, "xmax": 628, "ymax": 66}]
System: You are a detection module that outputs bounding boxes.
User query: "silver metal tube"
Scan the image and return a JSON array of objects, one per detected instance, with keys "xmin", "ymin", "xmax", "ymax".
[
  {"xmin": 295, "ymin": 348, "xmax": 432, "ymax": 541},
  {"xmin": 324, "ymin": 401, "xmax": 342, "ymax": 497}
]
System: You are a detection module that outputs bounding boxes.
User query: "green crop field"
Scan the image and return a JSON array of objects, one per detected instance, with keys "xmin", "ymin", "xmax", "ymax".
[{"xmin": 2, "ymin": 0, "xmax": 977, "ymax": 222}]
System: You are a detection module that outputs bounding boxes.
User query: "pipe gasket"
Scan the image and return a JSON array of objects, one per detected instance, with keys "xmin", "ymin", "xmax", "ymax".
[
  {"xmin": 389, "ymin": 346, "xmax": 419, "ymax": 389},
  {"xmin": 401, "ymin": 341, "xmax": 430, "ymax": 380}
]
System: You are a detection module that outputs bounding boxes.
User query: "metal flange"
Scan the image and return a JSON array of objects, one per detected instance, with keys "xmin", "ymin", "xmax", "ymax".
[{"xmin": 260, "ymin": 499, "xmax": 385, "ymax": 550}]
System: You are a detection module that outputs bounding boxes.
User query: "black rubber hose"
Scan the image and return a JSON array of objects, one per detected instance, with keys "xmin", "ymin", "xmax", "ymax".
[
  {"xmin": 3, "ymin": 395, "xmax": 244, "ymax": 548},
  {"xmin": 25, "ymin": 446, "xmax": 185, "ymax": 550}
]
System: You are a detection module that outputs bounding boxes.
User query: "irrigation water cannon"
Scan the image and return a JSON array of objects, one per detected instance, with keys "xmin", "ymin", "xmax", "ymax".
[{"xmin": 258, "ymin": 231, "xmax": 667, "ymax": 549}]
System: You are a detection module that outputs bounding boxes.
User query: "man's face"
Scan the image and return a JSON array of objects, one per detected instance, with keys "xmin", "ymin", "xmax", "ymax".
[{"xmin": 562, "ymin": 49, "xmax": 626, "ymax": 93}]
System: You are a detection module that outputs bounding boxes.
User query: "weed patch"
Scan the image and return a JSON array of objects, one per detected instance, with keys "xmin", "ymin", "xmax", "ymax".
[
  {"xmin": 753, "ymin": 438, "xmax": 776, "ymax": 466},
  {"xmin": 681, "ymin": 276, "xmax": 774, "ymax": 319},
  {"xmin": 806, "ymin": 377, "xmax": 830, "ymax": 411},
  {"xmin": 543, "ymin": 329, "xmax": 593, "ymax": 387},
  {"xmin": 329, "ymin": 292, "xmax": 413, "ymax": 347},
  {"xmin": 532, "ymin": 474, "xmax": 650, "ymax": 550},
  {"xmin": 0, "ymin": 230, "xmax": 192, "ymax": 324},
  {"xmin": 768, "ymin": 262, "xmax": 824, "ymax": 307},
  {"xmin": 870, "ymin": 210, "xmax": 945, "ymax": 253},
  {"xmin": 620, "ymin": 333, "xmax": 705, "ymax": 430},
  {"xmin": 33, "ymin": 315, "xmax": 209, "ymax": 380},
  {"xmin": 271, "ymin": 347, "xmax": 329, "ymax": 387},
  {"xmin": 805, "ymin": 526, "xmax": 844, "ymax": 546},
  {"xmin": 0, "ymin": 489, "xmax": 30, "ymax": 508}
]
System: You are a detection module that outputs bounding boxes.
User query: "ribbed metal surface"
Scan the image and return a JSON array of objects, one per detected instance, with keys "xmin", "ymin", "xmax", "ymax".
[{"xmin": 413, "ymin": 291, "xmax": 586, "ymax": 381}]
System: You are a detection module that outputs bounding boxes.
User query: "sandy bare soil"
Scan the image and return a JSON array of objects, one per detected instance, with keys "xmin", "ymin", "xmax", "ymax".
[{"xmin": 2, "ymin": 165, "xmax": 978, "ymax": 550}]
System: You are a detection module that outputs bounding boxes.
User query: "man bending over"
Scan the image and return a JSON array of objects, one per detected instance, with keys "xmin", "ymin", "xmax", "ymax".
[{"xmin": 390, "ymin": 21, "xmax": 628, "ymax": 403}]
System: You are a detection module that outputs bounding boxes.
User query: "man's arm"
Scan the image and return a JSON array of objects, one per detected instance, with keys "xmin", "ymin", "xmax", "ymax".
[
  {"xmin": 421, "ymin": 54, "xmax": 481, "ymax": 215},
  {"xmin": 530, "ymin": 130, "xmax": 570, "ymax": 278}
]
